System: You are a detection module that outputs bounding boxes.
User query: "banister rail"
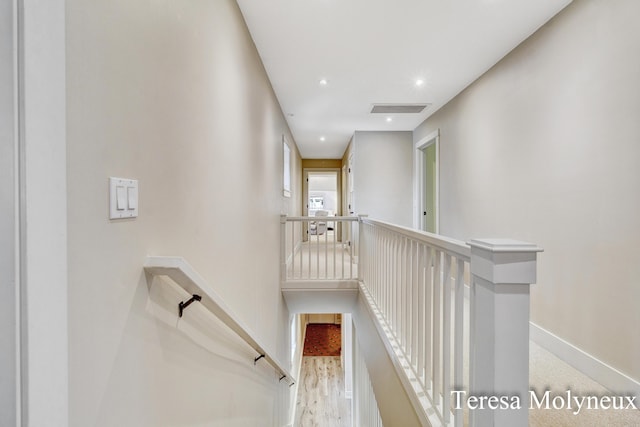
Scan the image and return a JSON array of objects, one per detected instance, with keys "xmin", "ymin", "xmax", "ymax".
[
  {"xmin": 357, "ymin": 218, "xmax": 542, "ymax": 427},
  {"xmin": 359, "ymin": 217, "xmax": 471, "ymax": 260},
  {"xmin": 284, "ymin": 215, "xmax": 359, "ymax": 222},
  {"xmin": 144, "ymin": 256, "xmax": 295, "ymax": 386},
  {"xmin": 281, "ymin": 214, "xmax": 359, "ymax": 281},
  {"xmin": 278, "ymin": 214, "xmax": 541, "ymax": 426},
  {"xmin": 359, "ymin": 218, "xmax": 470, "ymax": 426}
]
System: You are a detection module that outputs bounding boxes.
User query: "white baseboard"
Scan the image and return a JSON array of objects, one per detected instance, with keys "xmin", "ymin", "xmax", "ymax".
[{"xmin": 530, "ymin": 322, "xmax": 640, "ymax": 403}]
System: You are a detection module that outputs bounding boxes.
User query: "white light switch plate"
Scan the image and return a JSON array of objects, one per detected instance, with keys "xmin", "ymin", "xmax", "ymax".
[{"xmin": 109, "ymin": 177, "xmax": 138, "ymax": 219}]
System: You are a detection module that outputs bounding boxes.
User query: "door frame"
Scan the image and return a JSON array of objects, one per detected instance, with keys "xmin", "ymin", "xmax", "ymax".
[
  {"xmin": 414, "ymin": 129, "xmax": 440, "ymax": 233},
  {"xmin": 302, "ymin": 168, "xmax": 342, "ymax": 241},
  {"xmin": 1, "ymin": 1, "xmax": 20, "ymax": 423},
  {"xmin": 5, "ymin": 1, "xmax": 69, "ymax": 424},
  {"xmin": 302, "ymin": 168, "xmax": 343, "ymax": 216}
]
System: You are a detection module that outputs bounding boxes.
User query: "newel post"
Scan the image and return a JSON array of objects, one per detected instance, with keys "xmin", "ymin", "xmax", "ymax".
[
  {"xmin": 468, "ymin": 239, "xmax": 543, "ymax": 427},
  {"xmin": 280, "ymin": 214, "xmax": 287, "ymax": 283}
]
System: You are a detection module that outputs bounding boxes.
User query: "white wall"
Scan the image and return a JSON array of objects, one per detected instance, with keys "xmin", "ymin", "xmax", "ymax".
[
  {"xmin": 351, "ymin": 131, "xmax": 413, "ymax": 227},
  {"xmin": 66, "ymin": 0, "xmax": 301, "ymax": 425},
  {"xmin": 414, "ymin": 0, "xmax": 640, "ymax": 385}
]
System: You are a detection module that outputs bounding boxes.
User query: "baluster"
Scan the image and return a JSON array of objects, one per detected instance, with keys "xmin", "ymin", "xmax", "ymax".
[
  {"xmin": 443, "ymin": 253, "xmax": 452, "ymax": 424},
  {"xmin": 341, "ymin": 221, "xmax": 345, "ymax": 279},
  {"xmin": 417, "ymin": 243, "xmax": 425, "ymax": 388},
  {"xmin": 299, "ymin": 222, "xmax": 302, "ymax": 278},
  {"xmin": 424, "ymin": 245, "xmax": 433, "ymax": 389},
  {"xmin": 307, "ymin": 219, "xmax": 311, "ymax": 279},
  {"xmin": 324, "ymin": 222, "xmax": 328, "ymax": 279},
  {"xmin": 349, "ymin": 223, "xmax": 354, "ymax": 279},
  {"xmin": 290, "ymin": 220, "xmax": 295, "ymax": 279},
  {"xmin": 411, "ymin": 240, "xmax": 418, "ymax": 369},
  {"xmin": 394, "ymin": 235, "xmax": 400, "ymax": 337},
  {"xmin": 405, "ymin": 238, "xmax": 410, "ymax": 356},
  {"xmin": 454, "ymin": 258, "xmax": 465, "ymax": 427},
  {"xmin": 333, "ymin": 219, "xmax": 337, "ymax": 279},
  {"xmin": 400, "ymin": 237, "xmax": 406, "ymax": 349},
  {"xmin": 433, "ymin": 249, "xmax": 442, "ymax": 406},
  {"xmin": 316, "ymin": 221, "xmax": 320, "ymax": 279},
  {"xmin": 396, "ymin": 235, "xmax": 402, "ymax": 342},
  {"xmin": 404, "ymin": 237, "xmax": 409, "ymax": 352},
  {"xmin": 383, "ymin": 230, "xmax": 389, "ymax": 325}
]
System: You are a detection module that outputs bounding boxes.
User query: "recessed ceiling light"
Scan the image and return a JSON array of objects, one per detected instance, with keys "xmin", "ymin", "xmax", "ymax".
[
  {"xmin": 320, "ymin": 136, "xmax": 326, "ymax": 142},
  {"xmin": 415, "ymin": 79, "xmax": 425, "ymax": 87},
  {"xmin": 386, "ymin": 117, "xmax": 393, "ymax": 122},
  {"xmin": 319, "ymin": 79, "xmax": 328, "ymax": 86}
]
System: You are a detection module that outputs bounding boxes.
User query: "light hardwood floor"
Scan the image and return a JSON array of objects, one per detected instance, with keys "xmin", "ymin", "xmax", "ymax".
[{"xmin": 295, "ymin": 356, "xmax": 351, "ymax": 427}]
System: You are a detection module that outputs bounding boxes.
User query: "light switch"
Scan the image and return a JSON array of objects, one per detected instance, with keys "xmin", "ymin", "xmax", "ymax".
[
  {"xmin": 109, "ymin": 177, "xmax": 139, "ymax": 219},
  {"xmin": 116, "ymin": 186, "xmax": 126, "ymax": 210},
  {"xmin": 127, "ymin": 185, "xmax": 138, "ymax": 210}
]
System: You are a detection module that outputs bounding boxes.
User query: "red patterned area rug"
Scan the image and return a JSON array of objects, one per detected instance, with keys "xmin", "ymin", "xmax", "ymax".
[{"xmin": 303, "ymin": 323, "xmax": 342, "ymax": 356}]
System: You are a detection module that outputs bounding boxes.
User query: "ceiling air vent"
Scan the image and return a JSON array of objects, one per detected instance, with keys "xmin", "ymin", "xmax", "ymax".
[{"xmin": 371, "ymin": 103, "xmax": 430, "ymax": 114}]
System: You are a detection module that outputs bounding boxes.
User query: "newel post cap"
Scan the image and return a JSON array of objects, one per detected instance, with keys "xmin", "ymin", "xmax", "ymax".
[{"xmin": 468, "ymin": 238, "xmax": 543, "ymax": 285}]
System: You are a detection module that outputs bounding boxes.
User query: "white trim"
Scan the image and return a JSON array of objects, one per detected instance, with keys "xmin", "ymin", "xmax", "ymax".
[
  {"xmin": 1, "ymin": 1, "xmax": 21, "ymax": 423},
  {"xmin": 20, "ymin": 1, "xmax": 68, "ymax": 424},
  {"xmin": 287, "ymin": 314, "xmax": 306, "ymax": 426},
  {"xmin": 343, "ymin": 313, "xmax": 353, "ymax": 399},
  {"xmin": 413, "ymin": 129, "xmax": 440, "ymax": 233},
  {"xmin": 530, "ymin": 322, "xmax": 640, "ymax": 402},
  {"xmin": 302, "ymin": 168, "xmax": 342, "ymax": 216}
]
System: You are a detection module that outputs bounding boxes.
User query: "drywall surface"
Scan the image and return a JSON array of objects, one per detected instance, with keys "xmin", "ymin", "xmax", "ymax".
[
  {"xmin": 414, "ymin": 0, "xmax": 640, "ymax": 384},
  {"xmin": 352, "ymin": 131, "xmax": 413, "ymax": 226},
  {"xmin": 352, "ymin": 293, "xmax": 421, "ymax": 426},
  {"xmin": 66, "ymin": 0, "xmax": 301, "ymax": 425}
]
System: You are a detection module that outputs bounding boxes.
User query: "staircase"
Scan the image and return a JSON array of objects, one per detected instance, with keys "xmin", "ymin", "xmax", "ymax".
[{"xmin": 281, "ymin": 214, "xmax": 542, "ymax": 427}]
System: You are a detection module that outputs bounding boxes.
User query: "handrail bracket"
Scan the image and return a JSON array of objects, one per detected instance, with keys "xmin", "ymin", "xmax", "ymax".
[{"xmin": 178, "ymin": 294, "xmax": 202, "ymax": 317}]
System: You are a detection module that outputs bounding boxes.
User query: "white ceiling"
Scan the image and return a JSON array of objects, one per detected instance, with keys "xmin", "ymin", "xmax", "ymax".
[{"xmin": 236, "ymin": 0, "xmax": 571, "ymax": 159}]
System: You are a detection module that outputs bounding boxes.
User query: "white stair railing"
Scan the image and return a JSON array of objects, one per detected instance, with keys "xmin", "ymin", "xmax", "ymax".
[
  {"xmin": 280, "ymin": 215, "xmax": 359, "ymax": 282},
  {"xmin": 354, "ymin": 335, "xmax": 384, "ymax": 427},
  {"xmin": 359, "ymin": 218, "xmax": 542, "ymax": 427}
]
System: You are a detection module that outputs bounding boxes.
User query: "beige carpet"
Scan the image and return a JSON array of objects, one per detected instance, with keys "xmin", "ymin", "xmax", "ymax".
[{"xmin": 529, "ymin": 341, "xmax": 640, "ymax": 427}]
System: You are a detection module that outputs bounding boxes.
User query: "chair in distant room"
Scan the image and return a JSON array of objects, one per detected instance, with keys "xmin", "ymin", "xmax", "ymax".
[{"xmin": 309, "ymin": 210, "xmax": 329, "ymax": 235}]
